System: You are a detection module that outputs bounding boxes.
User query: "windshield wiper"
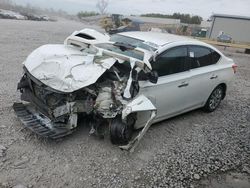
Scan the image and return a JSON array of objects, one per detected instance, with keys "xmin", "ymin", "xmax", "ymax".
[{"xmin": 113, "ymin": 42, "xmax": 136, "ymax": 51}]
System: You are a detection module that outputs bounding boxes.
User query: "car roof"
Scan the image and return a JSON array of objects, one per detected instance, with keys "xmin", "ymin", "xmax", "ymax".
[{"xmin": 118, "ymin": 31, "xmax": 197, "ymax": 46}]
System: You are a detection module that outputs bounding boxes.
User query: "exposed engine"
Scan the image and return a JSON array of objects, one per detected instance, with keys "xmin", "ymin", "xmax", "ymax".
[{"xmin": 15, "ymin": 60, "xmax": 140, "ymax": 140}]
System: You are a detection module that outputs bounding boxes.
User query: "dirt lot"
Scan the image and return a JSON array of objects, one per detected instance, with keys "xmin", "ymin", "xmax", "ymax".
[{"xmin": 0, "ymin": 19, "xmax": 249, "ymax": 188}]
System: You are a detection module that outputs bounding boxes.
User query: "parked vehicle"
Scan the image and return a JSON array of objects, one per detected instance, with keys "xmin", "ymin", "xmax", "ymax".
[
  {"xmin": 0, "ymin": 9, "xmax": 26, "ymax": 20},
  {"xmin": 13, "ymin": 29, "xmax": 237, "ymax": 151},
  {"xmin": 191, "ymin": 28, "xmax": 208, "ymax": 38},
  {"xmin": 217, "ymin": 33, "xmax": 232, "ymax": 43}
]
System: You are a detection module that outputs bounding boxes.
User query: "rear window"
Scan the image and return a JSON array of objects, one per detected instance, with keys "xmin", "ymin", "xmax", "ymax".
[
  {"xmin": 189, "ymin": 46, "xmax": 221, "ymax": 69},
  {"xmin": 211, "ymin": 50, "xmax": 221, "ymax": 63}
]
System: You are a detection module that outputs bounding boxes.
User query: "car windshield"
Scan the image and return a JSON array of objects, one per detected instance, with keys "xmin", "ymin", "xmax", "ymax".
[
  {"xmin": 95, "ymin": 43, "xmax": 145, "ymax": 60},
  {"xmin": 109, "ymin": 34, "xmax": 157, "ymax": 51}
]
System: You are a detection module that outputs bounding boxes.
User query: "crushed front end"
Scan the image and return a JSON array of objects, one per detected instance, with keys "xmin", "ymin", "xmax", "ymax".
[
  {"xmin": 14, "ymin": 61, "xmax": 134, "ymax": 140},
  {"xmin": 13, "ymin": 28, "xmax": 158, "ymax": 151},
  {"xmin": 14, "ymin": 68, "xmax": 96, "ymax": 138}
]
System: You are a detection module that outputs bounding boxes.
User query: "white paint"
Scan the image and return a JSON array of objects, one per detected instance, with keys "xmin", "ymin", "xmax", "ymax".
[
  {"xmin": 24, "ymin": 44, "xmax": 116, "ymax": 92},
  {"xmin": 123, "ymin": 59, "xmax": 136, "ymax": 99},
  {"xmin": 122, "ymin": 95, "xmax": 156, "ymax": 119},
  {"xmin": 64, "ymin": 28, "xmax": 110, "ymax": 47}
]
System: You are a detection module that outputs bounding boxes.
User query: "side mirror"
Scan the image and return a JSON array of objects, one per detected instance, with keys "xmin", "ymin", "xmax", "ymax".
[{"xmin": 148, "ymin": 71, "xmax": 158, "ymax": 84}]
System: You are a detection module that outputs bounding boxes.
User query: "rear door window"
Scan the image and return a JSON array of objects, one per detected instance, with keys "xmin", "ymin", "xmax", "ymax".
[{"xmin": 189, "ymin": 46, "xmax": 221, "ymax": 69}]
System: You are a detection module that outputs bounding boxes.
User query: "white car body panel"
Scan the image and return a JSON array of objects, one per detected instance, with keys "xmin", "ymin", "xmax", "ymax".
[
  {"xmin": 128, "ymin": 36, "xmax": 235, "ymax": 129},
  {"xmin": 23, "ymin": 45, "xmax": 153, "ymax": 93},
  {"xmin": 139, "ymin": 70, "xmax": 192, "ymax": 117},
  {"xmin": 122, "ymin": 95, "xmax": 156, "ymax": 119},
  {"xmin": 24, "ymin": 44, "xmax": 117, "ymax": 92},
  {"xmin": 135, "ymin": 60, "xmax": 235, "ymax": 129},
  {"xmin": 64, "ymin": 28, "xmax": 110, "ymax": 47}
]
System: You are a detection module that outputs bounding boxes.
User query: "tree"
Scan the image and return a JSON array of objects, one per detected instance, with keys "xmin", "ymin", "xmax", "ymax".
[
  {"xmin": 141, "ymin": 12, "xmax": 203, "ymax": 25},
  {"xmin": 96, "ymin": 0, "xmax": 109, "ymax": 14},
  {"xmin": 77, "ymin": 11, "xmax": 99, "ymax": 19}
]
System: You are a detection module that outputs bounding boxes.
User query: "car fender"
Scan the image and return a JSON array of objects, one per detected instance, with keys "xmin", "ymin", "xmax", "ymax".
[
  {"xmin": 122, "ymin": 95, "xmax": 157, "ymax": 119},
  {"xmin": 120, "ymin": 95, "xmax": 157, "ymax": 152}
]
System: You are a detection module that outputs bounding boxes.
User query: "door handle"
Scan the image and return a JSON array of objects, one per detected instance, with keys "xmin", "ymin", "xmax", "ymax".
[
  {"xmin": 210, "ymin": 75, "xmax": 218, "ymax": 79},
  {"xmin": 178, "ymin": 82, "xmax": 189, "ymax": 88}
]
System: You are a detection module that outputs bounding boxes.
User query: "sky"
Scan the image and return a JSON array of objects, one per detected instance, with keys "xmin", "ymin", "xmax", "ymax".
[{"xmin": 12, "ymin": 0, "xmax": 250, "ymax": 19}]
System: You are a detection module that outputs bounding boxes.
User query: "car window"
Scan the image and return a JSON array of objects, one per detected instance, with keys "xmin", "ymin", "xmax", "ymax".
[
  {"xmin": 189, "ymin": 46, "xmax": 221, "ymax": 69},
  {"xmin": 211, "ymin": 50, "xmax": 221, "ymax": 63},
  {"xmin": 95, "ymin": 43, "xmax": 144, "ymax": 61},
  {"xmin": 152, "ymin": 46, "xmax": 188, "ymax": 77},
  {"xmin": 110, "ymin": 34, "xmax": 157, "ymax": 51}
]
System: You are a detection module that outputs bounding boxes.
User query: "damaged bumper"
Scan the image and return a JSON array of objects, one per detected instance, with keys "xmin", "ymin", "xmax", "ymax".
[{"xmin": 13, "ymin": 103, "xmax": 73, "ymax": 139}]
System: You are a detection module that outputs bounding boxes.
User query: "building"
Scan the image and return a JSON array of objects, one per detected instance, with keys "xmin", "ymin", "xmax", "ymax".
[
  {"xmin": 127, "ymin": 16, "xmax": 181, "ymax": 31},
  {"xmin": 209, "ymin": 14, "xmax": 250, "ymax": 43}
]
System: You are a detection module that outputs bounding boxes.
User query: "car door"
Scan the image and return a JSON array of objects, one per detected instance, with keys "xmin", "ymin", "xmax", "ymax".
[
  {"xmin": 187, "ymin": 45, "xmax": 222, "ymax": 107},
  {"xmin": 139, "ymin": 46, "xmax": 193, "ymax": 122}
]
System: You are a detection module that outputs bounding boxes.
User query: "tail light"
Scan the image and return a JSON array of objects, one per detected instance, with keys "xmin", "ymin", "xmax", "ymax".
[{"xmin": 232, "ymin": 64, "xmax": 238, "ymax": 74}]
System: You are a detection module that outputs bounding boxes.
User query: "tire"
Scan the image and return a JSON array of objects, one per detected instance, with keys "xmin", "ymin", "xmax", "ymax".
[
  {"xmin": 110, "ymin": 117, "xmax": 133, "ymax": 145},
  {"xmin": 203, "ymin": 85, "xmax": 224, "ymax": 112}
]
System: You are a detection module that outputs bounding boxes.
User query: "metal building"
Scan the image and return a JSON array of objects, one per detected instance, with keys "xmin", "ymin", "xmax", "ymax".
[
  {"xmin": 127, "ymin": 16, "xmax": 181, "ymax": 31},
  {"xmin": 209, "ymin": 14, "xmax": 250, "ymax": 43}
]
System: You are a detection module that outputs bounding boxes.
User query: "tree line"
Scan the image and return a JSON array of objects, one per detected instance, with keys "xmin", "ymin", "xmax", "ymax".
[
  {"xmin": 141, "ymin": 13, "xmax": 203, "ymax": 24},
  {"xmin": 77, "ymin": 11, "xmax": 99, "ymax": 19}
]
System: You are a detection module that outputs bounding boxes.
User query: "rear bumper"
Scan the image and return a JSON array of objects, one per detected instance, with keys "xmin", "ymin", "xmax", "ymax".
[{"xmin": 13, "ymin": 102, "xmax": 73, "ymax": 139}]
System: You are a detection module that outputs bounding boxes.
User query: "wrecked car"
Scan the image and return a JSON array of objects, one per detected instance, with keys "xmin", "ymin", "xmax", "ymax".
[{"xmin": 13, "ymin": 29, "xmax": 236, "ymax": 151}]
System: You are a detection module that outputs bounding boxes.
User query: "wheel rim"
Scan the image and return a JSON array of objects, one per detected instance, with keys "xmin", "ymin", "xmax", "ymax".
[{"xmin": 209, "ymin": 88, "xmax": 223, "ymax": 110}]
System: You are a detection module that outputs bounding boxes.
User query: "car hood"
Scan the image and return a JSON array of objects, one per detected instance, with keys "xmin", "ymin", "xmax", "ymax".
[{"xmin": 24, "ymin": 44, "xmax": 117, "ymax": 93}]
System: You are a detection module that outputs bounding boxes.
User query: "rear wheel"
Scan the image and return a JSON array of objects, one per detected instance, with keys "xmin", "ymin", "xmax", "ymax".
[
  {"xmin": 203, "ymin": 85, "xmax": 224, "ymax": 112},
  {"xmin": 110, "ymin": 116, "xmax": 134, "ymax": 145}
]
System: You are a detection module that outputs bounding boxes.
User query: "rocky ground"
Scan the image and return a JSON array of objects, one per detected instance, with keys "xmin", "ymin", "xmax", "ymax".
[{"xmin": 0, "ymin": 19, "xmax": 249, "ymax": 188}]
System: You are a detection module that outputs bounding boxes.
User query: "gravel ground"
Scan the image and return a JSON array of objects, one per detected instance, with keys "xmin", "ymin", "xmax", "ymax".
[{"xmin": 0, "ymin": 19, "xmax": 249, "ymax": 188}]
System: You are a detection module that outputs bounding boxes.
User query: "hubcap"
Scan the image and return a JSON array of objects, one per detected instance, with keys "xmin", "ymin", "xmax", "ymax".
[{"xmin": 209, "ymin": 88, "xmax": 222, "ymax": 110}]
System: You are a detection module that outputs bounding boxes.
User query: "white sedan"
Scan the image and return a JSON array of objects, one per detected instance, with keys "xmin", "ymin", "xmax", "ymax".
[{"xmin": 13, "ymin": 29, "xmax": 237, "ymax": 151}]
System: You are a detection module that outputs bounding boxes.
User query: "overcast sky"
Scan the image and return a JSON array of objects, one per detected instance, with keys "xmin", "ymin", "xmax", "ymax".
[{"xmin": 12, "ymin": 0, "xmax": 250, "ymax": 19}]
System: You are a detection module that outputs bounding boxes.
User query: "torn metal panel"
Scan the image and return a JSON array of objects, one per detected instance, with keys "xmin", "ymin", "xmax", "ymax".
[
  {"xmin": 122, "ymin": 95, "xmax": 156, "ymax": 119},
  {"xmin": 120, "ymin": 110, "xmax": 156, "ymax": 152}
]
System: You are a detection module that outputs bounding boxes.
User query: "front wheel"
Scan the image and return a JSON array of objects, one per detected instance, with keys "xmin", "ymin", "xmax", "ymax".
[
  {"xmin": 203, "ymin": 85, "xmax": 224, "ymax": 112},
  {"xmin": 110, "ymin": 116, "xmax": 134, "ymax": 145}
]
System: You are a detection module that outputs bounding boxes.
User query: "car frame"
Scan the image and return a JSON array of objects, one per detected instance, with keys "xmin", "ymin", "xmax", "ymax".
[{"xmin": 13, "ymin": 29, "xmax": 237, "ymax": 151}]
